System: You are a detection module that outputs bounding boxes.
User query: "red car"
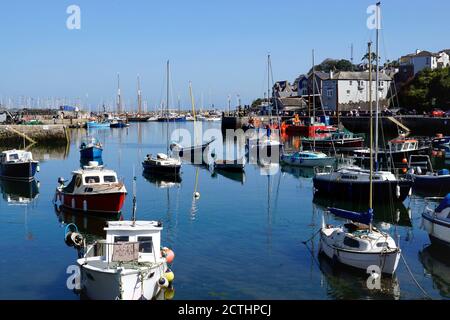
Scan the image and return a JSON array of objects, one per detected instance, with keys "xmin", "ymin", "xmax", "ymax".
[{"xmin": 431, "ymin": 109, "xmax": 445, "ymax": 117}]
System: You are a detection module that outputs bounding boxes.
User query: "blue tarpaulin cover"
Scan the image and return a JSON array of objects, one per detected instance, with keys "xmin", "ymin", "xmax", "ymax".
[{"xmin": 329, "ymin": 207, "xmax": 374, "ymax": 225}]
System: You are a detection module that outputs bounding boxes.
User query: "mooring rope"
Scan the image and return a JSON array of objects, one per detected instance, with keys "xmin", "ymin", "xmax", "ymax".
[{"xmin": 400, "ymin": 253, "xmax": 432, "ymax": 300}]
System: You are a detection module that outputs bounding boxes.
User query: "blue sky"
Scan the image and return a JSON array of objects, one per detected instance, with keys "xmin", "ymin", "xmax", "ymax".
[{"xmin": 0, "ymin": 0, "xmax": 448, "ymax": 111}]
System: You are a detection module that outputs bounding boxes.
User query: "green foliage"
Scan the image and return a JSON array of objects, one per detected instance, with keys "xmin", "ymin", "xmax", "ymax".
[
  {"xmin": 251, "ymin": 98, "xmax": 264, "ymax": 109},
  {"xmin": 309, "ymin": 59, "xmax": 356, "ymax": 74},
  {"xmin": 398, "ymin": 67, "xmax": 450, "ymax": 111}
]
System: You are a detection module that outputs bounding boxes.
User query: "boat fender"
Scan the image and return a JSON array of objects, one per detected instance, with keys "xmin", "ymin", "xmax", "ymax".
[
  {"xmin": 396, "ymin": 185, "xmax": 401, "ymax": 198},
  {"xmin": 193, "ymin": 192, "xmax": 200, "ymax": 199},
  {"xmin": 158, "ymin": 277, "xmax": 169, "ymax": 288},
  {"xmin": 164, "ymin": 287, "xmax": 175, "ymax": 300},
  {"xmin": 161, "ymin": 247, "xmax": 175, "ymax": 264},
  {"xmin": 165, "ymin": 269, "xmax": 175, "ymax": 283}
]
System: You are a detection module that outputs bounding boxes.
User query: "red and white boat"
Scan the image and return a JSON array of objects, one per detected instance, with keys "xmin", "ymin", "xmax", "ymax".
[{"xmin": 54, "ymin": 161, "xmax": 127, "ymax": 215}]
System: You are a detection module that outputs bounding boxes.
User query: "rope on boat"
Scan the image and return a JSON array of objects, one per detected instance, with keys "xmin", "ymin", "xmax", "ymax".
[
  {"xmin": 400, "ymin": 253, "xmax": 432, "ymax": 300},
  {"xmin": 301, "ymin": 228, "xmax": 321, "ymax": 244}
]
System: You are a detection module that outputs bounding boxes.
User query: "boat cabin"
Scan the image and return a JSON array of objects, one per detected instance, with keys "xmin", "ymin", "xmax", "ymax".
[
  {"xmin": 102, "ymin": 221, "xmax": 163, "ymax": 264},
  {"xmin": 63, "ymin": 165, "xmax": 119, "ymax": 192},
  {"xmin": 0, "ymin": 150, "xmax": 34, "ymax": 164},
  {"xmin": 388, "ymin": 139, "xmax": 418, "ymax": 152}
]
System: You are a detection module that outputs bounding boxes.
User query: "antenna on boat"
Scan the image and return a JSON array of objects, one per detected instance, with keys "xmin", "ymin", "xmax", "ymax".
[{"xmin": 132, "ymin": 167, "xmax": 137, "ymax": 226}]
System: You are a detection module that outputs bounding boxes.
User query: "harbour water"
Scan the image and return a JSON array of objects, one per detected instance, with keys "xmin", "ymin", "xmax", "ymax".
[{"xmin": 0, "ymin": 121, "xmax": 449, "ymax": 300}]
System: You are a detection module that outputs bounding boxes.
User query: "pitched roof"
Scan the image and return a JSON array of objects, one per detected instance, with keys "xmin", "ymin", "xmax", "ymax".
[{"xmin": 328, "ymin": 71, "xmax": 391, "ymax": 81}]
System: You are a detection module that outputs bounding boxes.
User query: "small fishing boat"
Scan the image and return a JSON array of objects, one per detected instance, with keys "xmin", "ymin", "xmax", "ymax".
[
  {"xmin": 79, "ymin": 137, "xmax": 103, "ymax": 160},
  {"xmin": 245, "ymin": 134, "xmax": 282, "ymax": 159},
  {"xmin": 281, "ymin": 118, "xmax": 328, "ymax": 137},
  {"xmin": 214, "ymin": 157, "xmax": 245, "ymax": 172},
  {"xmin": 407, "ymin": 155, "xmax": 450, "ymax": 196},
  {"xmin": 127, "ymin": 115, "xmax": 150, "ymax": 122},
  {"xmin": 281, "ymin": 150, "xmax": 335, "ymax": 167},
  {"xmin": 422, "ymin": 194, "xmax": 450, "ymax": 247},
  {"xmin": 313, "ymin": 166, "xmax": 412, "ymax": 202},
  {"xmin": 320, "ymin": 207, "xmax": 401, "ymax": 274},
  {"xmin": 109, "ymin": 118, "xmax": 130, "ymax": 128},
  {"xmin": 353, "ymin": 137, "xmax": 430, "ymax": 167},
  {"xmin": 170, "ymin": 138, "xmax": 215, "ymax": 164},
  {"xmin": 0, "ymin": 150, "xmax": 39, "ymax": 181},
  {"xmin": 76, "ymin": 220, "xmax": 175, "ymax": 300},
  {"xmin": 142, "ymin": 153, "xmax": 181, "ymax": 176},
  {"xmin": 54, "ymin": 161, "xmax": 127, "ymax": 215},
  {"xmin": 157, "ymin": 113, "xmax": 186, "ymax": 122},
  {"xmin": 302, "ymin": 131, "xmax": 365, "ymax": 153},
  {"xmin": 86, "ymin": 121, "xmax": 111, "ymax": 129}
]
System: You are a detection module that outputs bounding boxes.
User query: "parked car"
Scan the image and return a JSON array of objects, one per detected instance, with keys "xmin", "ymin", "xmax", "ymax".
[{"xmin": 431, "ymin": 109, "xmax": 445, "ymax": 117}]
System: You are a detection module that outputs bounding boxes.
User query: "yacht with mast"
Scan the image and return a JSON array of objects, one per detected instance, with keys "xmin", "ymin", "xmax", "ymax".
[
  {"xmin": 320, "ymin": 37, "xmax": 401, "ymax": 275},
  {"xmin": 142, "ymin": 61, "xmax": 182, "ymax": 176}
]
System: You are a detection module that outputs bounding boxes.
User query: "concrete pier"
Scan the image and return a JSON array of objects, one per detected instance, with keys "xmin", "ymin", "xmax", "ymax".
[{"xmin": 0, "ymin": 125, "xmax": 69, "ymax": 145}]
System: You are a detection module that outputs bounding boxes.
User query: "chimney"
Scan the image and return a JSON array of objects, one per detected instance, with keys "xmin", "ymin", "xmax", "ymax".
[{"xmin": 329, "ymin": 70, "xmax": 333, "ymax": 79}]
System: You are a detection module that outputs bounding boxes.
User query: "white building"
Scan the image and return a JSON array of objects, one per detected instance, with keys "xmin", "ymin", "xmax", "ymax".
[
  {"xmin": 400, "ymin": 50, "xmax": 450, "ymax": 75},
  {"xmin": 321, "ymin": 71, "xmax": 392, "ymax": 112}
]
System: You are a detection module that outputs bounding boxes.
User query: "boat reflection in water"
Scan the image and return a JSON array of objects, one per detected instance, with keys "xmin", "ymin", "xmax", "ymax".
[
  {"xmin": 55, "ymin": 206, "xmax": 122, "ymax": 239},
  {"xmin": 419, "ymin": 245, "xmax": 450, "ymax": 298},
  {"xmin": 211, "ymin": 169, "xmax": 246, "ymax": 185},
  {"xmin": 318, "ymin": 251, "xmax": 401, "ymax": 300},
  {"xmin": 313, "ymin": 194, "xmax": 412, "ymax": 227},
  {"xmin": 281, "ymin": 164, "xmax": 315, "ymax": 179},
  {"xmin": 143, "ymin": 172, "xmax": 182, "ymax": 188},
  {"xmin": 0, "ymin": 179, "xmax": 40, "ymax": 204}
]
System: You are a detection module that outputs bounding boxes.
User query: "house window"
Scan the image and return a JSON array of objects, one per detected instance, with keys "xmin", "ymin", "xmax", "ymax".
[
  {"xmin": 327, "ymin": 89, "xmax": 334, "ymax": 97},
  {"xmin": 349, "ymin": 81, "xmax": 353, "ymax": 86},
  {"xmin": 358, "ymin": 81, "xmax": 364, "ymax": 87},
  {"xmin": 379, "ymin": 81, "xmax": 384, "ymax": 87},
  {"xmin": 346, "ymin": 90, "xmax": 350, "ymax": 95}
]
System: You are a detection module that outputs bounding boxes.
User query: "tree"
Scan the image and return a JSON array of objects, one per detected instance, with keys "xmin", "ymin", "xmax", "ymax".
[
  {"xmin": 362, "ymin": 52, "xmax": 378, "ymax": 65},
  {"xmin": 308, "ymin": 58, "xmax": 356, "ymax": 74},
  {"xmin": 398, "ymin": 67, "xmax": 450, "ymax": 112},
  {"xmin": 251, "ymin": 98, "xmax": 264, "ymax": 109}
]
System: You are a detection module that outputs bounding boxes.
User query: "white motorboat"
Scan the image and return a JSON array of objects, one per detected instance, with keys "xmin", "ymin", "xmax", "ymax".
[
  {"xmin": 77, "ymin": 220, "xmax": 175, "ymax": 300},
  {"xmin": 422, "ymin": 194, "xmax": 450, "ymax": 247},
  {"xmin": 143, "ymin": 153, "xmax": 181, "ymax": 176}
]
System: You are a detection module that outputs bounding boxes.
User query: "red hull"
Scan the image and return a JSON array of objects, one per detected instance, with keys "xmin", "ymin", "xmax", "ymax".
[
  {"xmin": 58, "ymin": 192, "xmax": 126, "ymax": 214},
  {"xmin": 285, "ymin": 124, "xmax": 327, "ymax": 137}
]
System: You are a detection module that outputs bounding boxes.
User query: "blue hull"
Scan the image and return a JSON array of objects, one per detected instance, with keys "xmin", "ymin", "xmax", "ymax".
[
  {"xmin": 86, "ymin": 122, "xmax": 110, "ymax": 129},
  {"xmin": 157, "ymin": 117, "xmax": 186, "ymax": 122},
  {"xmin": 80, "ymin": 146, "xmax": 103, "ymax": 159},
  {"xmin": 0, "ymin": 161, "xmax": 38, "ymax": 181},
  {"xmin": 412, "ymin": 175, "xmax": 450, "ymax": 196}
]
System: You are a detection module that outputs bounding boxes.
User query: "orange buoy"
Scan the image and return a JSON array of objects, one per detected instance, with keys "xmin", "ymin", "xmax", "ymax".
[
  {"xmin": 402, "ymin": 168, "xmax": 407, "ymax": 173},
  {"xmin": 162, "ymin": 247, "xmax": 175, "ymax": 264},
  {"xmin": 402, "ymin": 158, "xmax": 407, "ymax": 164}
]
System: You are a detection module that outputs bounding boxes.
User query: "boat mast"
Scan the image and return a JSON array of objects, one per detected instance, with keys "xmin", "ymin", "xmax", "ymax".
[
  {"xmin": 117, "ymin": 73, "xmax": 122, "ymax": 115},
  {"xmin": 267, "ymin": 53, "xmax": 271, "ymax": 122},
  {"xmin": 374, "ymin": 1, "xmax": 381, "ymax": 171},
  {"xmin": 312, "ymin": 49, "xmax": 316, "ymax": 150},
  {"xmin": 166, "ymin": 60, "xmax": 170, "ymax": 154},
  {"xmin": 368, "ymin": 42, "xmax": 374, "ymax": 223},
  {"xmin": 137, "ymin": 75, "xmax": 142, "ymax": 115}
]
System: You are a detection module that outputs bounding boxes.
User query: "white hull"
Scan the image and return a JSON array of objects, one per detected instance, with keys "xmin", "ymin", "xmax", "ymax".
[
  {"xmin": 78, "ymin": 257, "xmax": 165, "ymax": 300},
  {"xmin": 320, "ymin": 232, "xmax": 400, "ymax": 274},
  {"xmin": 422, "ymin": 212, "xmax": 450, "ymax": 246}
]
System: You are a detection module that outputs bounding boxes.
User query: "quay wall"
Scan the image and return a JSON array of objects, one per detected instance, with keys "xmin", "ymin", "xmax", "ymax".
[{"xmin": 0, "ymin": 125, "xmax": 69, "ymax": 145}]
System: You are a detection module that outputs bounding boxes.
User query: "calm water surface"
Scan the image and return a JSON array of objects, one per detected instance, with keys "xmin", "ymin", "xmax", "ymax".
[{"xmin": 0, "ymin": 122, "xmax": 449, "ymax": 300}]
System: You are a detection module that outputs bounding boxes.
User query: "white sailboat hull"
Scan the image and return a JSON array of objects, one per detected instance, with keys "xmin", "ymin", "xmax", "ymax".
[
  {"xmin": 320, "ymin": 232, "xmax": 401, "ymax": 275},
  {"xmin": 422, "ymin": 212, "xmax": 450, "ymax": 247},
  {"xmin": 78, "ymin": 258, "xmax": 165, "ymax": 300}
]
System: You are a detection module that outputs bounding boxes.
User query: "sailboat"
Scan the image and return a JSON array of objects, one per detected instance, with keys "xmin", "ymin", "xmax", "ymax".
[
  {"xmin": 319, "ymin": 37, "xmax": 401, "ymax": 275},
  {"xmin": 313, "ymin": 29, "xmax": 412, "ymax": 203},
  {"xmin": 281, "ymin": 50, "xmax": 335, "ymax": 168},
  {"xmin": 169, "ymin": 82, "xmax": 215, "ymax": 165},
  {"xmin": 246, "ymin": 54, "xmax": 282, "ymax": 160},
  {"xmin": 142, "ymin": 61, "xmax": 182, "ymax": 176}
]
